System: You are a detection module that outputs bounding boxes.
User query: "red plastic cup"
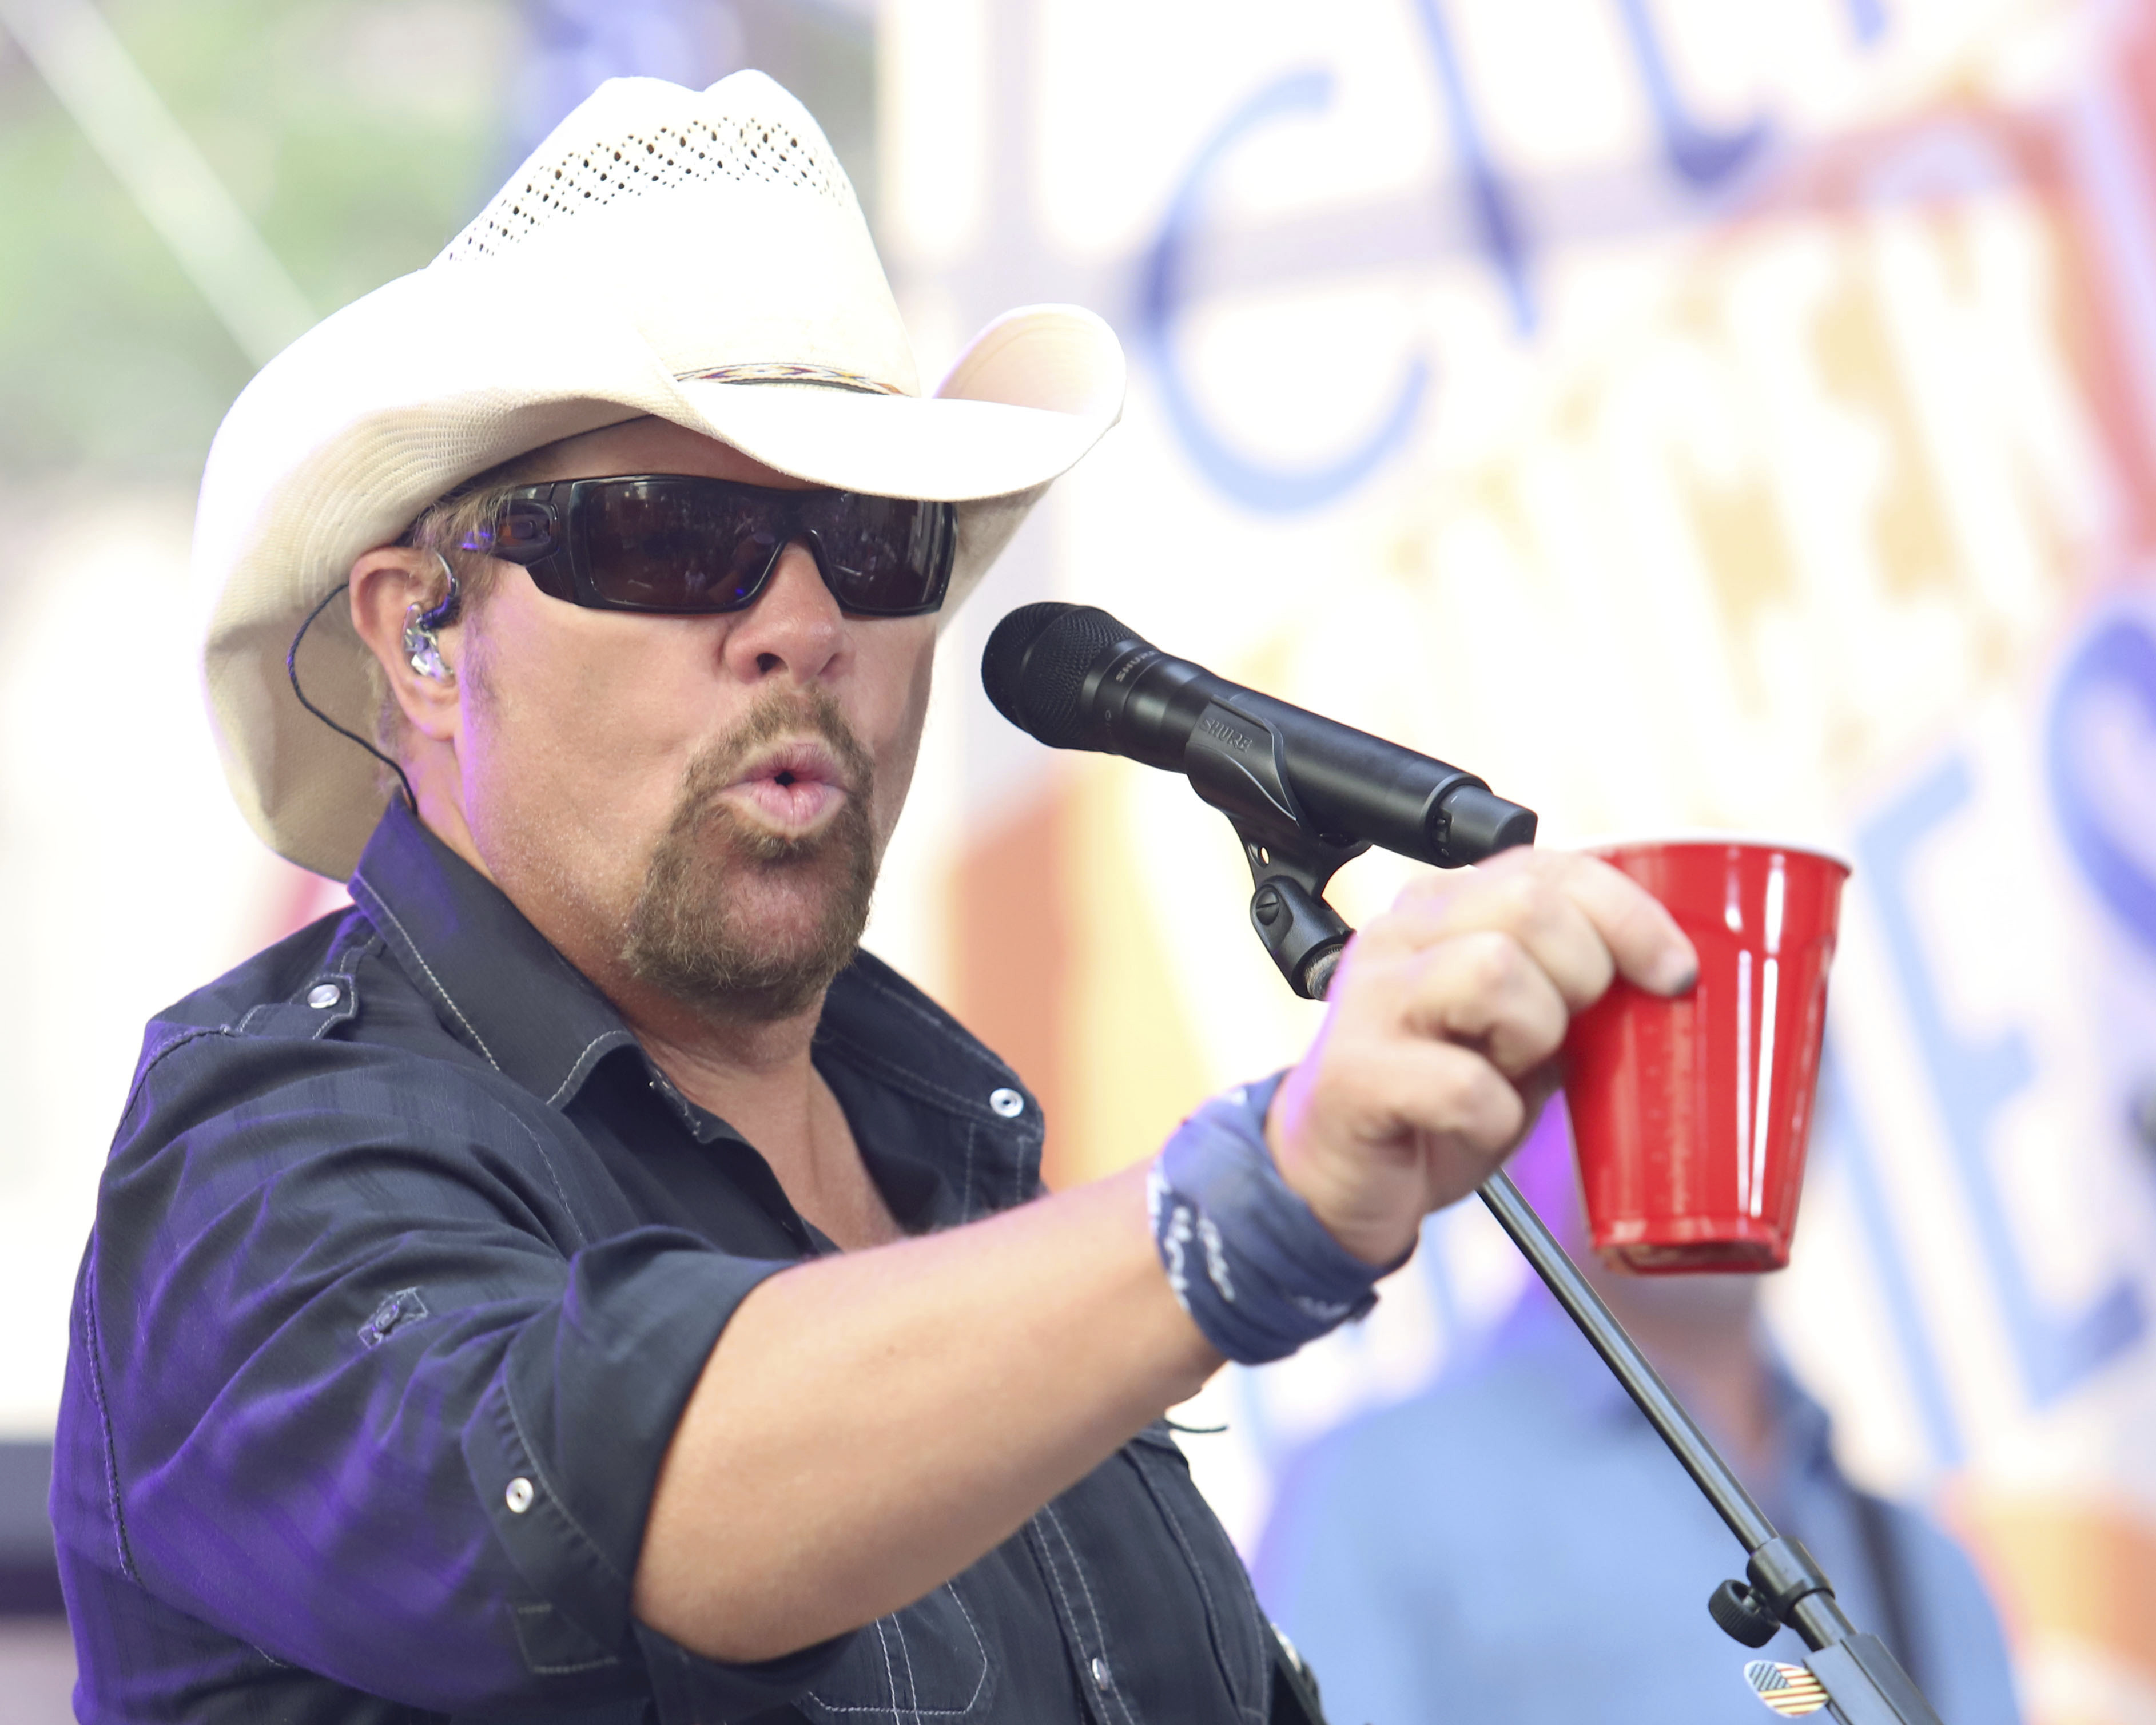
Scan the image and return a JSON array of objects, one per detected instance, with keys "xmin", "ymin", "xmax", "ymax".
[{"xmin": 1561, "ymin": 838, "xmax": 1851, "ymax": 1275}]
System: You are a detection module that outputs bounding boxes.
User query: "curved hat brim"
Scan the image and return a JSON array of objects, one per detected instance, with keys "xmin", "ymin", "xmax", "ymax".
[
  {"xmin": 681, "ymin": 303, "xmax": 1125, "ymax": 502},
  {"xmin": 678, "ymin": 385, "xmax": 1105, "ymax": 502},
  {"xmin": 201, "ymin": 297, "xmax": 1124, "ymax": 880}
]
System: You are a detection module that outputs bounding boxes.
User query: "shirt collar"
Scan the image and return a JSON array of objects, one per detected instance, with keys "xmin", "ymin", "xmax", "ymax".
[
  {"xmin": 347, "ymin": 800, "xmax": 637, "ymax": 1107},
  {"xmin": 813, "ymin": 951, "xmax": 1046, "ymax": 1225},
  {"xmin": 344, "ymin": 801, "xmax": 1045, "ymax": 1220}
]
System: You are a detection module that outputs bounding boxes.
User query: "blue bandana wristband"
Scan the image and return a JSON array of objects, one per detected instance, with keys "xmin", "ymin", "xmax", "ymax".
[{"xmin": 1148, "ymin": 1074, "xmax": 1393, "ymax": 1365}]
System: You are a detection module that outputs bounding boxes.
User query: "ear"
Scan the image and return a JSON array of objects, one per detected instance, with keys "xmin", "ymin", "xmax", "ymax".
[{"xmin": 350, "ymin": 547, "xmax": 463, "ymax": 744}]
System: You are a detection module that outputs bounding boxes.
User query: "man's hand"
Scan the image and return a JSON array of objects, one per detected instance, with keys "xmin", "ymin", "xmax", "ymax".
[
  {"xmin": 1267, "ymin": 849, "xmax": 1698, "ymax": 1266},
  {"xmin": 638, "ymin": 848, "xmax": 1694, "ymax": 1662}
]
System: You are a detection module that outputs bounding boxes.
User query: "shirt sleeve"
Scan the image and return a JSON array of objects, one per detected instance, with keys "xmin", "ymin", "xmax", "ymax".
[{"xmin": 71, "ymin": 1023, "xmax": 853, "ymax": 1718}]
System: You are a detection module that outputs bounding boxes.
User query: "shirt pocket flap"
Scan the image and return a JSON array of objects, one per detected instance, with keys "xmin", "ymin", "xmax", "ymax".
[
  {"xmin": 511, "ymin": 1600, "xmax": 623, "ymax": 1675},
  {"xmin": 793, "ymin": 1581, "xmax": 992, "ymax": 1723}
]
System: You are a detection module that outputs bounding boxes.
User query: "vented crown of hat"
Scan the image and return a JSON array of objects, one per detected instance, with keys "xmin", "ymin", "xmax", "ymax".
[{"xmin": 436, "ymin": 74, "xmax": 854, "ymax": 268}]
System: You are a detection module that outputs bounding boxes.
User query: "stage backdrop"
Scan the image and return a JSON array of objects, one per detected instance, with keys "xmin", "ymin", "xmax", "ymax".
[{"xmin": 869, "ymin": 2, "xmax": 2156, "ymax": 1719}]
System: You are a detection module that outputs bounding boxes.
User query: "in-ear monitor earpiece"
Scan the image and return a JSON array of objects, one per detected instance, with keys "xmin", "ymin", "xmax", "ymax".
[{"xmin": 403, "ymin": 554, "xmax": 462, "ymax": 681}]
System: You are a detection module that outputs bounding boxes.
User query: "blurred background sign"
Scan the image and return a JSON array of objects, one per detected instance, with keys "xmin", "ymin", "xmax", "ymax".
[
  {"xmin": 880, "ymin": 1, "xmax": 2156, "ymax": 1719},
  {"xmin": 3, "ymin": 0, "xmax": 2155, "ymax": 1719}
]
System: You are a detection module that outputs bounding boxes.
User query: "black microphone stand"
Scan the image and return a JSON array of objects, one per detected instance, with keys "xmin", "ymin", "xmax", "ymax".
[{"xmin": 1193, "ymin": 765, "xmax": 1946, "ymax": 1725}]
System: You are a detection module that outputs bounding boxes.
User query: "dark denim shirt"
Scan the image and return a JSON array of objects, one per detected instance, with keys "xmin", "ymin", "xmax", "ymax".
[{"xmin": 53, "ymin": 801, "xmax": 1274, "ymax": 1725}]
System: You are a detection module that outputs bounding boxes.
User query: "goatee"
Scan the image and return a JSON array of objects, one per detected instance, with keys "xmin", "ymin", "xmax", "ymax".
[{"xmin": 620, "ymin": 690, "xmax": 878, "ymax": 1023}]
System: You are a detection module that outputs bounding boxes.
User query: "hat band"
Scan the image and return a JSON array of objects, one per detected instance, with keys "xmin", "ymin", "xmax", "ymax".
[{"xmin": 677, "ymin": 361, "xmax": 905, "ymax": 396}]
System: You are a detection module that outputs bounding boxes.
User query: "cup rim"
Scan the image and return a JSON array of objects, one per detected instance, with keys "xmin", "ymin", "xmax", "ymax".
[{"xmin": 1567, "ymin": 829, "xmax": 1855, "ymax": 874}]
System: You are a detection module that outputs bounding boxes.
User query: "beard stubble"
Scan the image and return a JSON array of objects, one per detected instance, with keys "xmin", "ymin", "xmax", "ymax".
[{"xmin": 620, "ymin": 688, "xmax": 878, "ymax": 1023}]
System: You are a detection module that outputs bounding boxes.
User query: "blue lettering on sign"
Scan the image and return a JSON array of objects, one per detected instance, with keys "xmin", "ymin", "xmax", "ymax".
[
  {"xmin": 2046, "ymin": 610, "xmax": 2156, "ymax": 954},
  {"xmin": 1845, "ymin": 0, "xmax": 1890, "ymax": 45},
  {"xmin": 1859, "ymin": 756, "xmax": 2145, "ymax": 1406},
  {"xmin": 1137, "ymin": 70, "xmax": 1433, "ymax": 514},
  {"xmin": 1140, "ymin": 0, "xmax": 1894, "ymax": 508},
  {"xmin": 1611, "ymin": 0, "xmax": 1771, "ymax": 190},
  {"xmin": 1402, "ymin": 0, "xmax": 1537, "ymax": 333},
  {"xmin": 1812, "ymin": 1048, "xmax": 1963, "ymax": 1466}
]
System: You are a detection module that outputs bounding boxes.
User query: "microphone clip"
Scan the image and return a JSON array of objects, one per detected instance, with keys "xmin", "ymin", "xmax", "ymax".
[{"xmin": 1183, "ymin": 698, "xmax": 1367, "ymax": 1001}]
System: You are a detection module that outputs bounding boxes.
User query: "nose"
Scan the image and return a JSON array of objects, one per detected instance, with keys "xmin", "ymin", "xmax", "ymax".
[{"xmin": 721, "ymin": 540, "xmax": 846, "ymax": 683}]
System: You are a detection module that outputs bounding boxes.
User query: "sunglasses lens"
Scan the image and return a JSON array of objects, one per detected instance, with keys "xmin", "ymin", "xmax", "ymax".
[
  {"xmin": 546, "ymin": 479, "xmax": 956, "ymax": 615},
  {"xmin": 579, "ymin": 482, "xmax": 778, "ymax": 611},
  {"xmin": 803, "ymin": 492, "xmax": 956, "ymax": 614}
]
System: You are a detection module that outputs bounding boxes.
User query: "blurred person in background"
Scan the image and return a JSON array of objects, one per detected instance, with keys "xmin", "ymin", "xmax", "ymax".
[
  {"xmin": 1253, "ymin": 1107, "xmax": 2022, "ymax": 1725},
  {"xmin": 47, "ymin": 70, "xmax": 1700, "ymax": 1725}
]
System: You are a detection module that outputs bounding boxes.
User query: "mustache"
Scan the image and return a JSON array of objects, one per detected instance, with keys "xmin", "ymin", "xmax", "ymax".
[
  {"xmin": 621, "ymin": 685, "xmax": 880, "ymax": 1021},
  {"xmin": 670, "ymin": 689, "xmax": 875, "ymax": 857}
]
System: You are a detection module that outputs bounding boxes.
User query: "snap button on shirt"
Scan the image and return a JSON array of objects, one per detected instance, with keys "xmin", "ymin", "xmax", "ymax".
[{"xmin": 52, "ymin": 801, "xmax": 1274, "ymax": 1725}]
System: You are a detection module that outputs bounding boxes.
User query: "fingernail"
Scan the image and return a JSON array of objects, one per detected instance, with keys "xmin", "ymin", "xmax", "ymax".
[{"xmin": 1654, "ymin": 947, "xmax": 1698, "ymax": 995}]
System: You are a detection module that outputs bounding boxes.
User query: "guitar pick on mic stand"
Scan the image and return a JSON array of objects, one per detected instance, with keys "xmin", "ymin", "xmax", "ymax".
[{"xmin": 982, "ymin": 603, "xmax": 1946, "ymax": 1725}]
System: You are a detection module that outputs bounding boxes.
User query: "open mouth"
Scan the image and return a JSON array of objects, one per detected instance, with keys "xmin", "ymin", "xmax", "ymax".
[{"xmin": 722, "ymin": 738, "xmax": 852, "ymax": 832}]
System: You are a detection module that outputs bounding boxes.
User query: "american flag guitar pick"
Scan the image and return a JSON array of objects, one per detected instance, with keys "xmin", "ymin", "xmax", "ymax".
[{"xmin": 1745, "ymin": 1659, "xmax": 1831, "ymax": 1717}]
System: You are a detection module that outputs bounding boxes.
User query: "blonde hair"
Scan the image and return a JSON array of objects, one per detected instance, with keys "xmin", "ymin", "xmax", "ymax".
[{"xmin": 366, "ymin": 455, "xmax": 540, "ymax": 772}]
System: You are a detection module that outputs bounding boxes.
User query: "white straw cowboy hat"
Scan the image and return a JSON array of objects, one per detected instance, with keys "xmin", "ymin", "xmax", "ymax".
[{"xmin": 198, "ymin": 70, "xmax": 1124, "ymax": 880}]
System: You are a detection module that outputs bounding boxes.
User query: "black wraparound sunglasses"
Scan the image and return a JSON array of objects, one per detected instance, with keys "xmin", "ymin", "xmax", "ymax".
[{"xmin": 464, "ymin": 475, "xmax": 958, "ymax": 618}]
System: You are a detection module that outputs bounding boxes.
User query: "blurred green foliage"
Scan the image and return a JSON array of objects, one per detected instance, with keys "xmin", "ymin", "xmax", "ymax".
[
  {"xmin": 0, "ymin": 0, "xmax": 522, "ymax": 480},
  {"xmin": 0, "ymin": 0, "xmax": 876, "ymax": 485}
]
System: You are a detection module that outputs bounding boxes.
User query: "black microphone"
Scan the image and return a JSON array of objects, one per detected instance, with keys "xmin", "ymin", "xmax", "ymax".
[{"xmin": 981, "ymin": 602, "xmax": 1536, "ymax": 868}]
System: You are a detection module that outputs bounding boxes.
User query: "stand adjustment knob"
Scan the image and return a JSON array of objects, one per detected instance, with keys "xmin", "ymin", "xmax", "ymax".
[{"xmin": 1708, "ymin": 1579, "xmax": 1781, "ymax": 1648}]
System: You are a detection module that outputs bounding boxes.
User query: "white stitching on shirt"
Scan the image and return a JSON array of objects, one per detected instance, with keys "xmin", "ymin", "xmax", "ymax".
[
  {"xmin": 113, "ymin": 1027, "xmax": 224, "ymax": 1138},
  {"xmin": 1134, "ymin": 1453, "xmax": 1268, "ymax": 1723},
  {"xmin": 818, "ymin": 1024, "xmax": 1035, "ymax": 1127},
  {"xmin": 495, "ymin": 1107, "xmax": 588, "ymax": 1250},
  {"xmin": 892, "ymin": 1604, "xmax": 937, "ymax": 1722},
  {"xmin": 1024, "ymin": 1524, "xmax": 1088, "ymax": 1677},
  {"xmin": 1038, "ymin": 1504, "xmax": 1140, "ymax": 1725},
  {"xmin": 350, "ymin": 871, "xmax": 502, "ymax": 1071},
  {"xmin": 802, "ymin": 1584, "xmax": 989, "ymax": 1718},
  {"xmin": 77, "ymin": 1254, "xmax": 138, "ymax": 1584},
  {"xmin": 307, "ymin": 941, "xmax": 371, "ymax": 1042},
  {"xmin": 873, "ymin": 1617, "xmax": 902, "ymax": 1725},
  {"xmin": 820, "ymin": 964, "xmax": 1037, "ymax": 1120},
  {"xmin": 848, "ymin": 964, "xmax": 1002, "ymax": 1055},
  {"xmin": 499, "ymin": 1388, "xmax": 622, "ymax": 1586},
  {"xmin": 940, "ymin": 1583, "xmax": 991, "ymax": 1716},
  {"xmin": 510, "ymin": 1602, "xmax": 623, "ymax": 1674},
  {"xmin": 942, "ymin": 1584, "xmax": 989, "ymax": 1716},
  {"xmin": 543, "ymin": 1030, "xmax": 629, "ymax": 1109}
]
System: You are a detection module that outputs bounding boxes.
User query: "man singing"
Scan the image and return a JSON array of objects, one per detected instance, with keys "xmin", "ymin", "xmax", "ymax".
[{"xmin": 52, "ymin": 72, "xmax": 1693, "ymax": 1723}]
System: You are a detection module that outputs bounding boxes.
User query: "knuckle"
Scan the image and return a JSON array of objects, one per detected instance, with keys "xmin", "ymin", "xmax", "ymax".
[
  {"xmin": 1455, "ymin": 929, "xmax": 1526, "ymax": 997},
  {"xmin": 1426, "ymin": 1048, "xmax": 1501, "ymax": 1123},
  {"xmin": 1311, "ymin": 1034, "xmax": 1387, "ymax": 1111},
  {"xmin": 1499, "ymin": 1001, "xmax": 1566, "ymax": 1072},
  {"xmin": 1394, "ymin": 870, "xmax": 1462, "ymax": 913},
  {"xmin": 1488, "ymin": 872, "xmax": 1558, "ymax": 931},
  {"xmin": 1487, "ymin": 1086, "xmax": 1529, "ymax": 1148},
  {"xmin": 1343, "ymin": 909, "xmax": 1421, "ymax": 970}
]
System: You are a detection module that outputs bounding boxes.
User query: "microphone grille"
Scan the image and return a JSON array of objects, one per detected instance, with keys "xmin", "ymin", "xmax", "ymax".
[
  {"xmin": 981, "ymin": 602, "xmax": 1143, "ymax": 748},
  {"xmin": 981, "ymin": 602, "xmax": 1070, "ymax": 730}
]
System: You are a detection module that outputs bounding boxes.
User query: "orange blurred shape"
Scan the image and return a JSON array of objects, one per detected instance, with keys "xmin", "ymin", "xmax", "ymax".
[
  {"xmin": 948, "ymin": 786, "xmax": 1076, "ymax": 1186},
  {"xmin": 1948, "ymin": 1488, "xmax": 2156, "ymax": 1691}
]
